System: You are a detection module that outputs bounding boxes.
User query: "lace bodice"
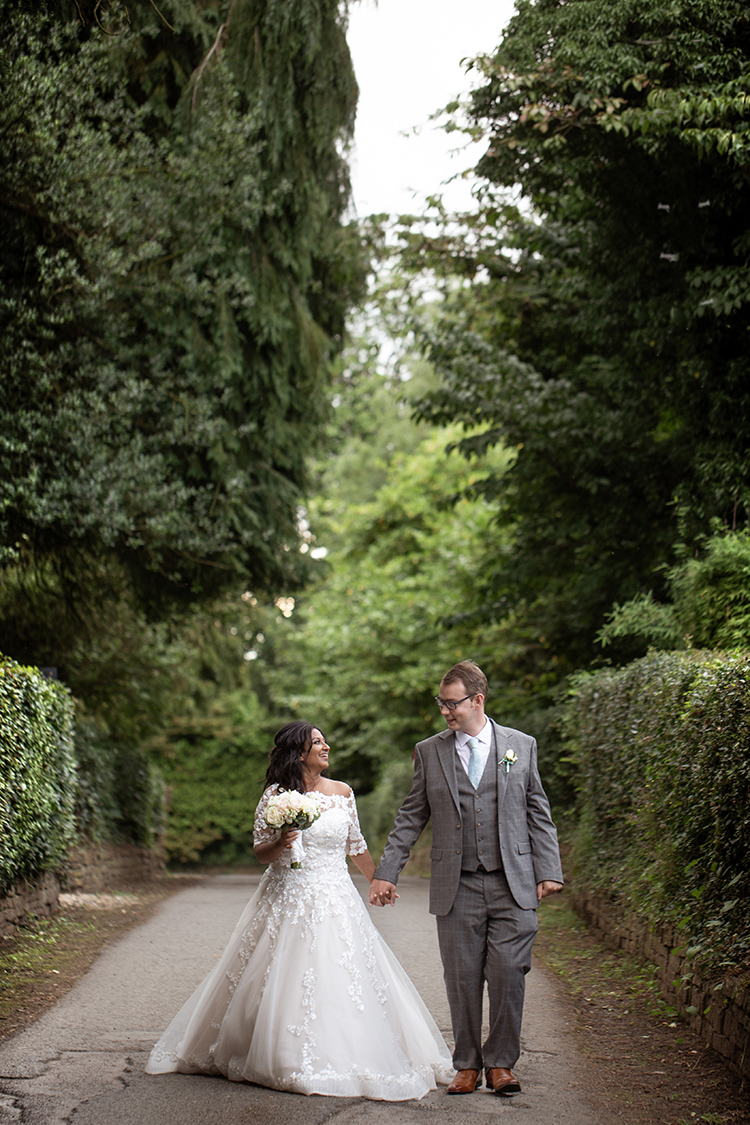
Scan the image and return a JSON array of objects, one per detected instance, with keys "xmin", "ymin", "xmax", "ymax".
[{"xmin": 253, "ymin": 785, "xmax": 368, "ymax": 873}]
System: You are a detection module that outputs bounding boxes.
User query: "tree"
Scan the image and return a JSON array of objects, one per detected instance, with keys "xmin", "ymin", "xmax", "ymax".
[
  {"xmin": 600, "ymin": 528, "xmax": 750, "ymax": 652},
  {"xmin": 1, "ymin": 0, "xmax": 364, "ymax": 624},
  {"xmin": 240, "ymin": 344, "xmax": 581, "ymax": 846},
  {"xmin": 0, "ymin": 0, "xmax": 366, "ymax": 857},
  {"xmin": 396, "ymin": 0, "xmax": 750, "ymax": 675}
]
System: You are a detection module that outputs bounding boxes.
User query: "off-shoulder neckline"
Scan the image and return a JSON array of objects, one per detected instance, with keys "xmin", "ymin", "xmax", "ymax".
[
  {"xmin": 263, "ymin": 785, "xmax": 352, "ymax": 802},
  {"xmin": 308, "ymin": 790, "xmax": 353, "ymax": 803}
]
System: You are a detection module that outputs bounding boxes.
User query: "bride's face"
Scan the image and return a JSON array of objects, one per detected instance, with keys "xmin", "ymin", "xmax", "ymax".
[{"xmin": 302, "ymin": 729, "xmax": 329, "ymax": 773}]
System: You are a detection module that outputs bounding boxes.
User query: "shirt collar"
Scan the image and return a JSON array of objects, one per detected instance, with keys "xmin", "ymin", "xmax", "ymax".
[{"xmin": 455, "ymin": 718, "xmax": 490, "ymax": 749}]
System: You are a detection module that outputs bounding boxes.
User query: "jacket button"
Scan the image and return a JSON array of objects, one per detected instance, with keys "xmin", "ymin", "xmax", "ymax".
[{"xmin": 456, "ymin": 849, "xmax": 461, "ymax": 854}]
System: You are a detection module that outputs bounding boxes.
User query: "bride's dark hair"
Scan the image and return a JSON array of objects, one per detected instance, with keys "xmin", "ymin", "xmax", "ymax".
[{"xmin": 264, "ymin": 721, "xmax": 318, "ymax": 793}]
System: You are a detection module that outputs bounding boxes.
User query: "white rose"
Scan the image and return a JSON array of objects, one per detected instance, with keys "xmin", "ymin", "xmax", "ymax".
[{"xmin": 265, "ymin": 805, "xmax": 285, "ymax": 828}]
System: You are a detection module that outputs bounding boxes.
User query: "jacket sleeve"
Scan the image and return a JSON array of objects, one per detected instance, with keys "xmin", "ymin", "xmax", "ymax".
[
  {"xmin": 525, "ymin": 738, "xmax": 564, "ymax": 885},
  {"xmin": 373, "ymin": 746, "xmax": 431, "ymax": 885}
]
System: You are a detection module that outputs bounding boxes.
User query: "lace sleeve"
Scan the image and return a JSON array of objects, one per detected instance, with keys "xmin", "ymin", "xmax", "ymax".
[
  {"xmin": 345, "ymin": 790, "xmax": 368, "ymax": 856},
  {"xmin": 253, "ymin": 785, "xmax": 280, "ymax": 846}
]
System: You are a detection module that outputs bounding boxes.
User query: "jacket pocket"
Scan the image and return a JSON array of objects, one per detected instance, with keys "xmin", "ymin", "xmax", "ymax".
[
  {"xmin": 517, "ymin": 841, "xmax": 532, "ymax": 855},
  {"xmin": 430, "ymin": 847, "xmax": 443, "ymax": 861}
]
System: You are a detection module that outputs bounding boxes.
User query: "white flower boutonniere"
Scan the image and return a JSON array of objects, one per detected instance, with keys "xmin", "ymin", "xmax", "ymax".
[{"xmin": 502, "ymin": 749, "xmax": 518, "ymax": 774}]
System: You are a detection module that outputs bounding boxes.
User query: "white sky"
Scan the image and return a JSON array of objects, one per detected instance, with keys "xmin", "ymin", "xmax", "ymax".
[{"xmin": 346, "ymin": 0, "xmax": 517, "ymax": 218}]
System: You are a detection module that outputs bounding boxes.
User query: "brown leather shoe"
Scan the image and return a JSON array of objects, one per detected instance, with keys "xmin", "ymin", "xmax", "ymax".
[
  {"xmin": 447, "ymin": 1068, "xmax": 482, "ymax": 1094},
  {"xmin": 485, "ymin": 1067, "xmax": 522, "ymax": 1095}
]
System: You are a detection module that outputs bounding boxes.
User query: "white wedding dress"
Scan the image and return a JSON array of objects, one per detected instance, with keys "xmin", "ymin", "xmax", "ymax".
[{"xmin": 146, "ymin": 786, "xmax": 454, "ymax": 1099}]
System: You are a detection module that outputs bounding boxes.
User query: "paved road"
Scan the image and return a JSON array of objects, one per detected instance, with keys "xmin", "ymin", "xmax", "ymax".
[{"xmin": 0, "ymin": 874, "xmax": 611, "ymax": 1124}]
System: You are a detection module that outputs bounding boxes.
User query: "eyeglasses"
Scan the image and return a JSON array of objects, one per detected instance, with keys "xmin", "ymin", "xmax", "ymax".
[{"xmin": 434, "ymin": 694, "xmax": 476, "ymax": 711}]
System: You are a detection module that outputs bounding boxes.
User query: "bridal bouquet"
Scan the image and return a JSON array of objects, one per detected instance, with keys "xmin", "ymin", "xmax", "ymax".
[{"xmin": 264, "ymin": 790, "xmax": 322, "ymax": 868}]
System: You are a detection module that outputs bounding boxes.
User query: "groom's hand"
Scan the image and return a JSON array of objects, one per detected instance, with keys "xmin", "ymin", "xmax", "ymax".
[
  {"xmin": 369, "ymin": 879, "xmax": 398, "ymax": 907},
  {"xmin": 537, "ymin": 880, "xmax": 563, "ymax": 902}
]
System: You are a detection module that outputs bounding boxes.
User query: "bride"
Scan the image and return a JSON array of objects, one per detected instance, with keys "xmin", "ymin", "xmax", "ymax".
[{"xmin": 146, "ymin": 721, "xmax": 454, "ymax": 1099}]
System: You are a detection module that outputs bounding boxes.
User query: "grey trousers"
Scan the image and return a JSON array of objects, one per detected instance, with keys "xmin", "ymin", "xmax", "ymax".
[{"xmin": 436, "ymin": 869, "xmax": 538, "ymax": 1070}]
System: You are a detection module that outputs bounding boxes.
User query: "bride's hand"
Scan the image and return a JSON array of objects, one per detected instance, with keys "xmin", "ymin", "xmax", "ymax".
[
  {"xmin": 369, "ymin": 879, "xmax": 399, "ymax": 907},
  {"xmin": 254, "ymin": 827, "xmax": 299, "ymax": 865}
]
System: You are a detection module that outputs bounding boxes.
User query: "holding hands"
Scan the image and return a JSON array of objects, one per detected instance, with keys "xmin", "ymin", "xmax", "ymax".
[
  {"xmin": 371, "ymin": 878, "xmax": 562, "ymax": 906},
  {"xmin": 369, "ymin": 878, "xmax": 399, "ymax": 907}
]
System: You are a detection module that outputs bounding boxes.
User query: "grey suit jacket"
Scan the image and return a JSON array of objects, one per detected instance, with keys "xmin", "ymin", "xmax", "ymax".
[{"xmin": 374, "ymin": 719, "xmax": 564, "ymax": 915}]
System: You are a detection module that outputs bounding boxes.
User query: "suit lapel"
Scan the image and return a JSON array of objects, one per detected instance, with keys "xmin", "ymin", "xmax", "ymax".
[
  {"xmin": 436, "ymin": 730, "xmax": 460, "ymax": 814},
  {"xmin": 492, "ymin": 719, "xmax": 511, "ymax": 815}
]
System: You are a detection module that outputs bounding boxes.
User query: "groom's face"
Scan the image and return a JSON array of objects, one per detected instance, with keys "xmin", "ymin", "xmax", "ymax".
[{"xmin": 438, "ymin": 679, "xmax": 484, "ymax": 735}]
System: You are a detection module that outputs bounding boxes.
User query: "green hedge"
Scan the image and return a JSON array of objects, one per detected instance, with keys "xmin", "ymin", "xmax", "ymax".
[
  {"xmin": 0, "ymin": 657, "xmax": 166, "ymax": 894},
  {"xmin": 73, "ymin": 718, "xmax": 166, "ymax": 849},
  {"xmin": 154, "ymin": 690, "xmax": 271, "ymax": 865},
  {"xmin": 566, "ymin": 651, "xmax": 750, "ymax": 973},
  {"xmin": 0, "ymin": 657, "xmax": 77, "ymax": 893}
]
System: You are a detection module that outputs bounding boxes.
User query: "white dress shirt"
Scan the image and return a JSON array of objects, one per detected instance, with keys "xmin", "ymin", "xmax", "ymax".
[{"xmin": 454, "ymin": 718, "xmax": 491, "ymax": 780}]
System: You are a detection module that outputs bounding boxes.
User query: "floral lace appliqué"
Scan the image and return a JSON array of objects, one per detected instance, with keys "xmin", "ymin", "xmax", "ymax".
[{"xmin": 146, "ymin": 786, "xmax": 454, "ymax": 1099}]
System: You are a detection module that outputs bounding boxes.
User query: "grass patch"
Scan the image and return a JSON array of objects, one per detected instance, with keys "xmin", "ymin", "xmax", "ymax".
[
  {"xmin": 0, "ymin": 913, "xmax": 100, "ymax": 1021},
  {"xmin": 536, "ymin": 898, "xmax": 678, "ymax": 1022}
]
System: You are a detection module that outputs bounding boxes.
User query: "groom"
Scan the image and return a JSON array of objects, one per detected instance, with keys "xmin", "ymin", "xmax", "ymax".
[{"xmin": 369, "ymin": 661, "xmax": 563, "ymax": 1096}]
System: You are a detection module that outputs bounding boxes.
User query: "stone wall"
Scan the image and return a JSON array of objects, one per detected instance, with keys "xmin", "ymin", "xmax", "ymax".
[
  {"xmin": 58, "ymin": 842, "xmax": 164, "ymax": 892},
  {"xmin": 0, "ymin": 843, "xmax": 163, "ymax": 935},
  {"xmin": 571, "ymin": 889, "xmax": 750, "ymax": 1083},
  {"xmin": 0, "ymin": 872, "xmax": 61, "ymax": 932}
]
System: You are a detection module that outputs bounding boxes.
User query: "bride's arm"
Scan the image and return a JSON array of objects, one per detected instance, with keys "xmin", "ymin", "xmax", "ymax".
[
  {"xmin": 342, "ymin": 788, "xmax": 377, "ymax": 882},
  {"xmin": 349, "ymin": 848, "xmax": 376, "ymax": 883},
  {"xmin": 254, "ymin": 828, "xmax": 299, "ymax": 865},
  {"xmin": 253, "ymin": 785, "xmax": 300, "ymax": 864}
]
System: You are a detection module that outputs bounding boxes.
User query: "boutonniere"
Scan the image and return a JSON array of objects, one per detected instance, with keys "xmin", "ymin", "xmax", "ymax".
[{"xmin": 502, "ymin": 749, "xmax": 518, "ymax": 774}]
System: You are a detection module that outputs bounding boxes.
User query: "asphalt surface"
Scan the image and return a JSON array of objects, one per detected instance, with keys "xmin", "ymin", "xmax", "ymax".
[{"xmin": 0, "ymin": 873, "xmax": 613, "ymax": 1124}]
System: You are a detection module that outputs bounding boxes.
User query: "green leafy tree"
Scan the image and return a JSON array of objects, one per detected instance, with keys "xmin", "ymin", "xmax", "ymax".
[
  {"xmin": 1, "ymin": 0, "xmax": 363, "ymax": 619},
  {"xmin": 396, "ymin": 0, "xmax": 750, "ymax": 677},
  {"xmin": 249, "ymin": 352, "xmax": 573, "ymax": 843},
  {"xmin": 0, "ymin": 0, "xmax": 365, "ymax": 859},
  {"xmin": 600, "ymin": 528, "xmax": 750, "ymax": 651}
]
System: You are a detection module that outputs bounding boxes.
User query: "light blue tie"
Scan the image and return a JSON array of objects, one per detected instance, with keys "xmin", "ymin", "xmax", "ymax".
[{"xmin": 466, "ymin": 736, "xmax": 483, "ymax": 789}]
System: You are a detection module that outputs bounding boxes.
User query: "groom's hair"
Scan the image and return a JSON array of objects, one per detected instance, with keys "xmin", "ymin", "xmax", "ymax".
[{"xmin": 441, "ymin": 661, "xmax": 488, "ymax": 699}]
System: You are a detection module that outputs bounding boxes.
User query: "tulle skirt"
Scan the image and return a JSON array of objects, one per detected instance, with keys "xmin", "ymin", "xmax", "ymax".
[{"xmin": 146, "ymin": 863, "xmax": 454, "ymax": 1099}]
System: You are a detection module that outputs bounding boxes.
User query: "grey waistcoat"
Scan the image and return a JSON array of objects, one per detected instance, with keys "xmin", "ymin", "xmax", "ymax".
[{"xmin": 456, "ymin": 733, "xmax": 503, "ymax": 873}]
